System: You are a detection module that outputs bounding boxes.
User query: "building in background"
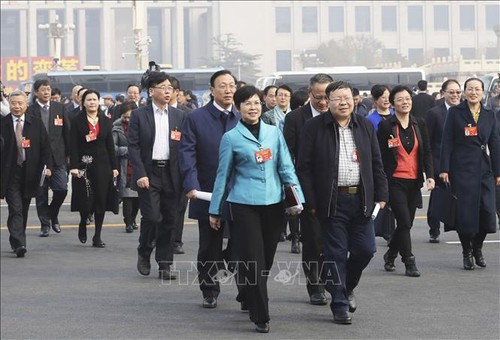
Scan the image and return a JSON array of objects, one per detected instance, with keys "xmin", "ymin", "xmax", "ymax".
[{"xmin": 1, "ymin": 1, "xmax": 499, "ymax": 84}]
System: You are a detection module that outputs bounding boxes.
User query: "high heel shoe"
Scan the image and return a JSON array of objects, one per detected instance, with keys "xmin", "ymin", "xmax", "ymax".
[
  {"xmin": 78, "ymin": 224, "xmax": 87, "ymax": 244},
  {"xmin": 92, "ymin": 238, "xmax": 106, "ymax": 248}
]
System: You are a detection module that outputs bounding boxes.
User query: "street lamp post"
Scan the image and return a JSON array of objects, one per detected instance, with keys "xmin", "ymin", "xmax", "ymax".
[{"xmin": 38, "ymin": 14, "xmax": 75, "ymax": 70}]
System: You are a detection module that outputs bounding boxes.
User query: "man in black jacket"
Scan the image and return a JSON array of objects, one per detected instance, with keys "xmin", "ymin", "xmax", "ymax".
[
  {"xmin": 28, "ymin": 79, "xmax": 70, "ymax": 237},
  {"xmin": 297, "ymin": 81, "xmax": 388, "ymax": 325},
  {"xmin": 1, "ymin": 90, "xmax": 53, "ymax": 257},
  {"xmin": 410, "ymin": 80, "xmax": 434, "ymax": 119},
  {"xmin": 283, "ymin": 73, "xmax": 332, "ymax": 306}
]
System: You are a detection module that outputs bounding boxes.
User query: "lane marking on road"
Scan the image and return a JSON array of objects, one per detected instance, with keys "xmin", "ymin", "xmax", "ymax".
[{"xmin": 445, "ymin": 240, "xmax": 500, "ymax": 244}]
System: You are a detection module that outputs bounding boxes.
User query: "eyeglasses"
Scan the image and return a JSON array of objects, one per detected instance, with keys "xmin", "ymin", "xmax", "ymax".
[
  {"xmin": 215, "ymin": 83, "xmax": 236, "ymax": 91},
  {"xmin": 153, "ymin": 85, "xmax": 174, "ymax": 92},
  {"xmin": 328, "ymin": 96, "xmax": 353, "ymax": 103},
  {"xmin": 445, "ymin": 90, "xmax": 462, "ymax": 95},
  {"xmin": 394, "ymin": 97, "xmax": 412, "ymax": 103},
  {"xmin": 242, "ymin": 100, "xmax": 262, "ymax": 108},
  {"xmin": 466, "ymin": 87, "xmax": 482, "ymax": 93},
  {"xmin": 310, "ymin": 92, "xmax": 328, "ymax": 102},
  {"xmin": 277, "ymin": 93, "xmax": 291, "ymax": 98}
]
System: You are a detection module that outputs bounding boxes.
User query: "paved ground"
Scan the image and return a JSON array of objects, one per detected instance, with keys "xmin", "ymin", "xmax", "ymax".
[{"xmin": 1, "ymin": 195, "xmax": 499, "ymax": 339}]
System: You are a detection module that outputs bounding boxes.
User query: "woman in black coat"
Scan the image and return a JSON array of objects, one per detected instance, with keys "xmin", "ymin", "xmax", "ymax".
[
  {"xmin": 440, "ymin": 78, "xmax": 500, "ymax": 270},
  {"xmin": 377, "ymin": 85, "xmax": 435, "ymax": 277},
  {"xmin": 69, "ymin": 89, "xmax": 118, "ymax": 247}
]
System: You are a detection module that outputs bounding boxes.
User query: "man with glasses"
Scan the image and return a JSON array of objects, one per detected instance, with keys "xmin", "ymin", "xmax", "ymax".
[
  {"xmin": 297, "ymin": 81, "xmax": 388, "ymax": 324},
  {"xmin": 283, "ymin": 73, "xmax": 333, "ymax": 305},
  {"xmin": 179, "ymin": 70, "xmax": 241, "ymax": 309},
  {"xmin": 425, "ymin": 79, "xmax": 462, "ymax": 243},
  {"xmin": 128, "ymin": 71, "xmax": 186, "ymax": 280}
]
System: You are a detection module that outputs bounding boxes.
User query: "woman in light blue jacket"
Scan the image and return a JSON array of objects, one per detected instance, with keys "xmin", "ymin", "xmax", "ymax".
[{"xmin": 209, "ymin": 85, "xmax": 304, "ymax": 334}]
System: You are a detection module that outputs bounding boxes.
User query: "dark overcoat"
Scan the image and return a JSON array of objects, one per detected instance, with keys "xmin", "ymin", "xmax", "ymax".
[
  {"xmin": 178, "ymin": 102, "xmax": 240, "ymax": 220},
  {"xmin": 69, "ymin": 113, "xmax": 118, "ymax": 213},
  {"xmin": 1, "ymin": 113, "xmax": 53, "ymax": 198},
  {"xmin": 440, "ymin": 101, "xmax": 500, "ymax": 234}
]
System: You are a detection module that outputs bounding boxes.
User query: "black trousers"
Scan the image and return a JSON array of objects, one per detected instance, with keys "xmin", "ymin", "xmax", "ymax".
[
  {"xmin": 137, "ymin": 166, "xmax": 179, "ymax": 267},
  {"xmin": 231, "ymin": 202, "xmax": 284, "ymax": 324},
  {"xmin": 282, "ymin": 213, "xmax": 300, "ymax": 237},
  {"xmin": 5, "ymin": 165, "xmax": 31, "ymax": 249},
  {"xmin": 35, "ymin": 164, "xmax": 67, "ymax": 229},
  {"xmin": 122, "ymin": 197, "xmax": 139, "ymax": 226},
  {"xmin": 299, "ymin": 209, "xmax": 325, "ymax": 297},
  {"xmin": 388, "ymin": 178, "xmax": 421, "ymax": 258},
  {"xmin": 174, "ymin": 195, "xmax": 188, "ymax": 247},
  {"xmin": 197, "ymin": 218, "xmax": 226, "ymax": 298}
]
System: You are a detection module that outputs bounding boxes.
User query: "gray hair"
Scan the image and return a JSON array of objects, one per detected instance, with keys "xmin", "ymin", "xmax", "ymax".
[{"xmin": 8, "ymin": 90, "xmax": 27, "ymax": 102}]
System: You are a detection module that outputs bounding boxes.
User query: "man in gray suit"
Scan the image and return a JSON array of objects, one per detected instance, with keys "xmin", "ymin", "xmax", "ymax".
[{"xmin": 128, "ymin": 71, "xmax": 186, "ymax": 280}]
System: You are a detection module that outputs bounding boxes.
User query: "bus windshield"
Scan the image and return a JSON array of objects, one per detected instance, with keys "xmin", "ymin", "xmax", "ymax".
[
  {"xmin": 258, "ymin": 68, "xmax": 425, "ymax": 94},
  {"xmin": 30, "ymin": 67, "xmax": 222, "ymax": 106}
]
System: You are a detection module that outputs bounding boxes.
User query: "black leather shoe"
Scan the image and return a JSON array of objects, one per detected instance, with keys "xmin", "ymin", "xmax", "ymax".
[
  {"xmin": 347, "ymin": 291, "xmax": 357, "ymax": 313},
  {"xmin": 463, "ymin": 250, "xmax": 475, "ymax": 270},
  {"xmin": 125, "ymin": 225, "xmax": 134, "ymax": 233},
  {"xmin": 159, "ymin": 268, "xmax": 177, "ymax": 280},
  {"xmin": 92, "ymin": 240, "xmax": 106, "ymax": 248},
  {"xmin": 78, "ymin": 224, "xmax": 87, "ymax": 244},
  {"xmin": 15, "ymin": 246, "xmax": 27, "ymax": 258},
  {"xmin": 255, "ymin": 322, "xmax": 269, "ymax": 333},
  {"xmin": 137, "ymin": 254, "xmax": 151, "ymax": 276},
  {"xmin": 132, "ymin": 222, "xmax": 138, "ymax": 230},
  {"xmin": 40, "ymin": 227, "xmax": 50, "ymax": 237},
  {"xmin": 310, "ymin": 292, "xmax": 327, "ymax": 305},
  {"xmin": 202, "ymin": 297, "xmax": 217, "ymax": 308},
  {"xmin": 173, "ymin": 245, "xmax": 185, "ymax": 254},
  {"xmin": 333, "ymin": 311, "xmax": 352, "ymax": 325},
  {"xmin": 383, "ymin": 249, "xmax": 396, "ymax": 272},
  {"xmin": 473, "ymin": 249, "xmax": 486, "ymax": 268},
  {"xmin": 291, "ymin": 238, "xmax": 301, "ymax": 254},
  {"xmin": 429, "ymin": 235, "xmax": 440, "ymax": 243},
  {"xmin": 52, "ymin": 223, "xmax": 61, "ymax": 234}
]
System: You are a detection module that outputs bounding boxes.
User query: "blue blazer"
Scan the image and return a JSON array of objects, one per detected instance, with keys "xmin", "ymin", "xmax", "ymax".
[
  {"xmin": 179, "ymin": 101, "xmax": 240, "ymax": 220},
  {"xmin": 128, "ymin": 103, "xmax": 186, "ymax": 193},
  {"xmin": 209, "ymin": 121, "xmax": 304, "ymax": 216},
  {"xmin": 366, "ymin": 108, "xmax": 394, "ymax": 132}
]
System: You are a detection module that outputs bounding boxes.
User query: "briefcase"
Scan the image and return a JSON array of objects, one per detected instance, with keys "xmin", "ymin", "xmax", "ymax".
[
  {"xmin": 428, "ymin": 183, "xmax": 457, "ymax": 227},
  {"xmin": 106, "ymin": 177, "xmax": 120, "ymax": 215}
]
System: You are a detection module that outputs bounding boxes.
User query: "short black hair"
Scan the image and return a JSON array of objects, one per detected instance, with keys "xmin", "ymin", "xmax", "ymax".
[
  {"xmin": 233, "ymin": 85, "xmax": 263, "ymax": 110},
  {"xmin": 169, "ymin": 76, "xmax": 180, "ymax": 90},
  {"xmin": 441, "ymin": 79, "xmax": 461, "ymax": 93},
  {"xmin": 210, "ymin": 69, "xmax": 236, "ymax": 87},
  {"xmin": 290, "ymin": 90, "xmax": 309, "ymax": 110},
  {"xmin": 352, "ymin": 88, "xmax": 360, "ymax": 96},
  {"xmin": 119, "ymin": 100, "xmax": 138, "ymax": 116},
  {"xmin": 146, "ymin": 71, "xmax": 170, "ymax": 90},
  {"xmin": 77, "ymin": 87, "xmax": 88, "ymax": 97},
  {"xmin": 276, "ymin": 84, "xmax": 293, "ymax": 96},
  {"xmin": 464, "ymin": 77, "xmax": 484, "ymax": 91},
  {"xmin": 51, "ymin": 87, "xmax": 61, "ymax": 96},
  {"xmin": 127, "ymin": 84, "xmax": 141, "ymax": 92},
  {"xmin": 33, "ymin": 79, "xmax": 50, "ymax": 92},
  {"xmin": 370, "ymin": 84, "xmax": 390, "ymax": 100},
  {"xmin": 81, "ymin": 89, "xmax": 100, "ymax": 113},
  {"xmin": 263, "ymin": 85, "xmax": 277, "ymax": 96},
  {"xmin": 417, "ymin": 80, "xmax": 428, "ymax": 91},
  {"xmin": 326, "ymin": 81, "xmax": 352, "ymax": 98},
  {"xmin": 389, "ymin": 85, "xmax": 413, "ymax": 105}
]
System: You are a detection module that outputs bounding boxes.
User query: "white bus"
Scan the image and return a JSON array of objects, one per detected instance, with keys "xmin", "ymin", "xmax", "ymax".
[{"xmin": 257, "ymin": 67, "xmax": 425, "ymax": 94}]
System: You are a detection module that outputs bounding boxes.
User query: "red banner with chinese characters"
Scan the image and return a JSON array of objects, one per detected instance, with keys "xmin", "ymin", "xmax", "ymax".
[{"xmin": 0, "ymin": 56, "xmax": 80, "ymax": 94}]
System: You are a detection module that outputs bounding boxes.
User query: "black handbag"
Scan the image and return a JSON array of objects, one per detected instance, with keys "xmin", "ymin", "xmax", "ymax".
[
  {"xmin": 106, "ymin": 177, "xmax": 120, "ymax": 215},
  {"xmin": 374, "ymin": 205, "xmax": 396, "ymax": 241},
  {"xmin": 428, "ymin": 183, "xmax": 457, "ymax": 228}
]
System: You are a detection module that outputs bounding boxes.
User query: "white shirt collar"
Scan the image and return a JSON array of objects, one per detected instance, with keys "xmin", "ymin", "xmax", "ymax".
[
  {"xmin": 37, "ymin": 100, "xmax": 49, "ymax": 109},
  {"xmin": 213, "ymin": 101, "xmax": 232, "ymax": 113},
  {"xmin": 12, "ymin": 113, "xmax": 25, "ymax": 123},
  {"xmin": 444, "ymin": 102, "xmax": 452, "ymax": 111},
  {"xmin": 152, "ymin": 102, "xmax": 168, "ymax": 114},
  {"xmin": 309, "ymin": 102, "xmax": 322, "ymax": 117}
]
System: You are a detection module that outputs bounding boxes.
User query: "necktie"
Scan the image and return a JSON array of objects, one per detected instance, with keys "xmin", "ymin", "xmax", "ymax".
[
  {"xmin": 15, "ymin": 118, "xmax": 24, "ymax": 165},
  {"xmin": 41, "ymin": 105, "xmax": 50, "ymax": 131}
]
